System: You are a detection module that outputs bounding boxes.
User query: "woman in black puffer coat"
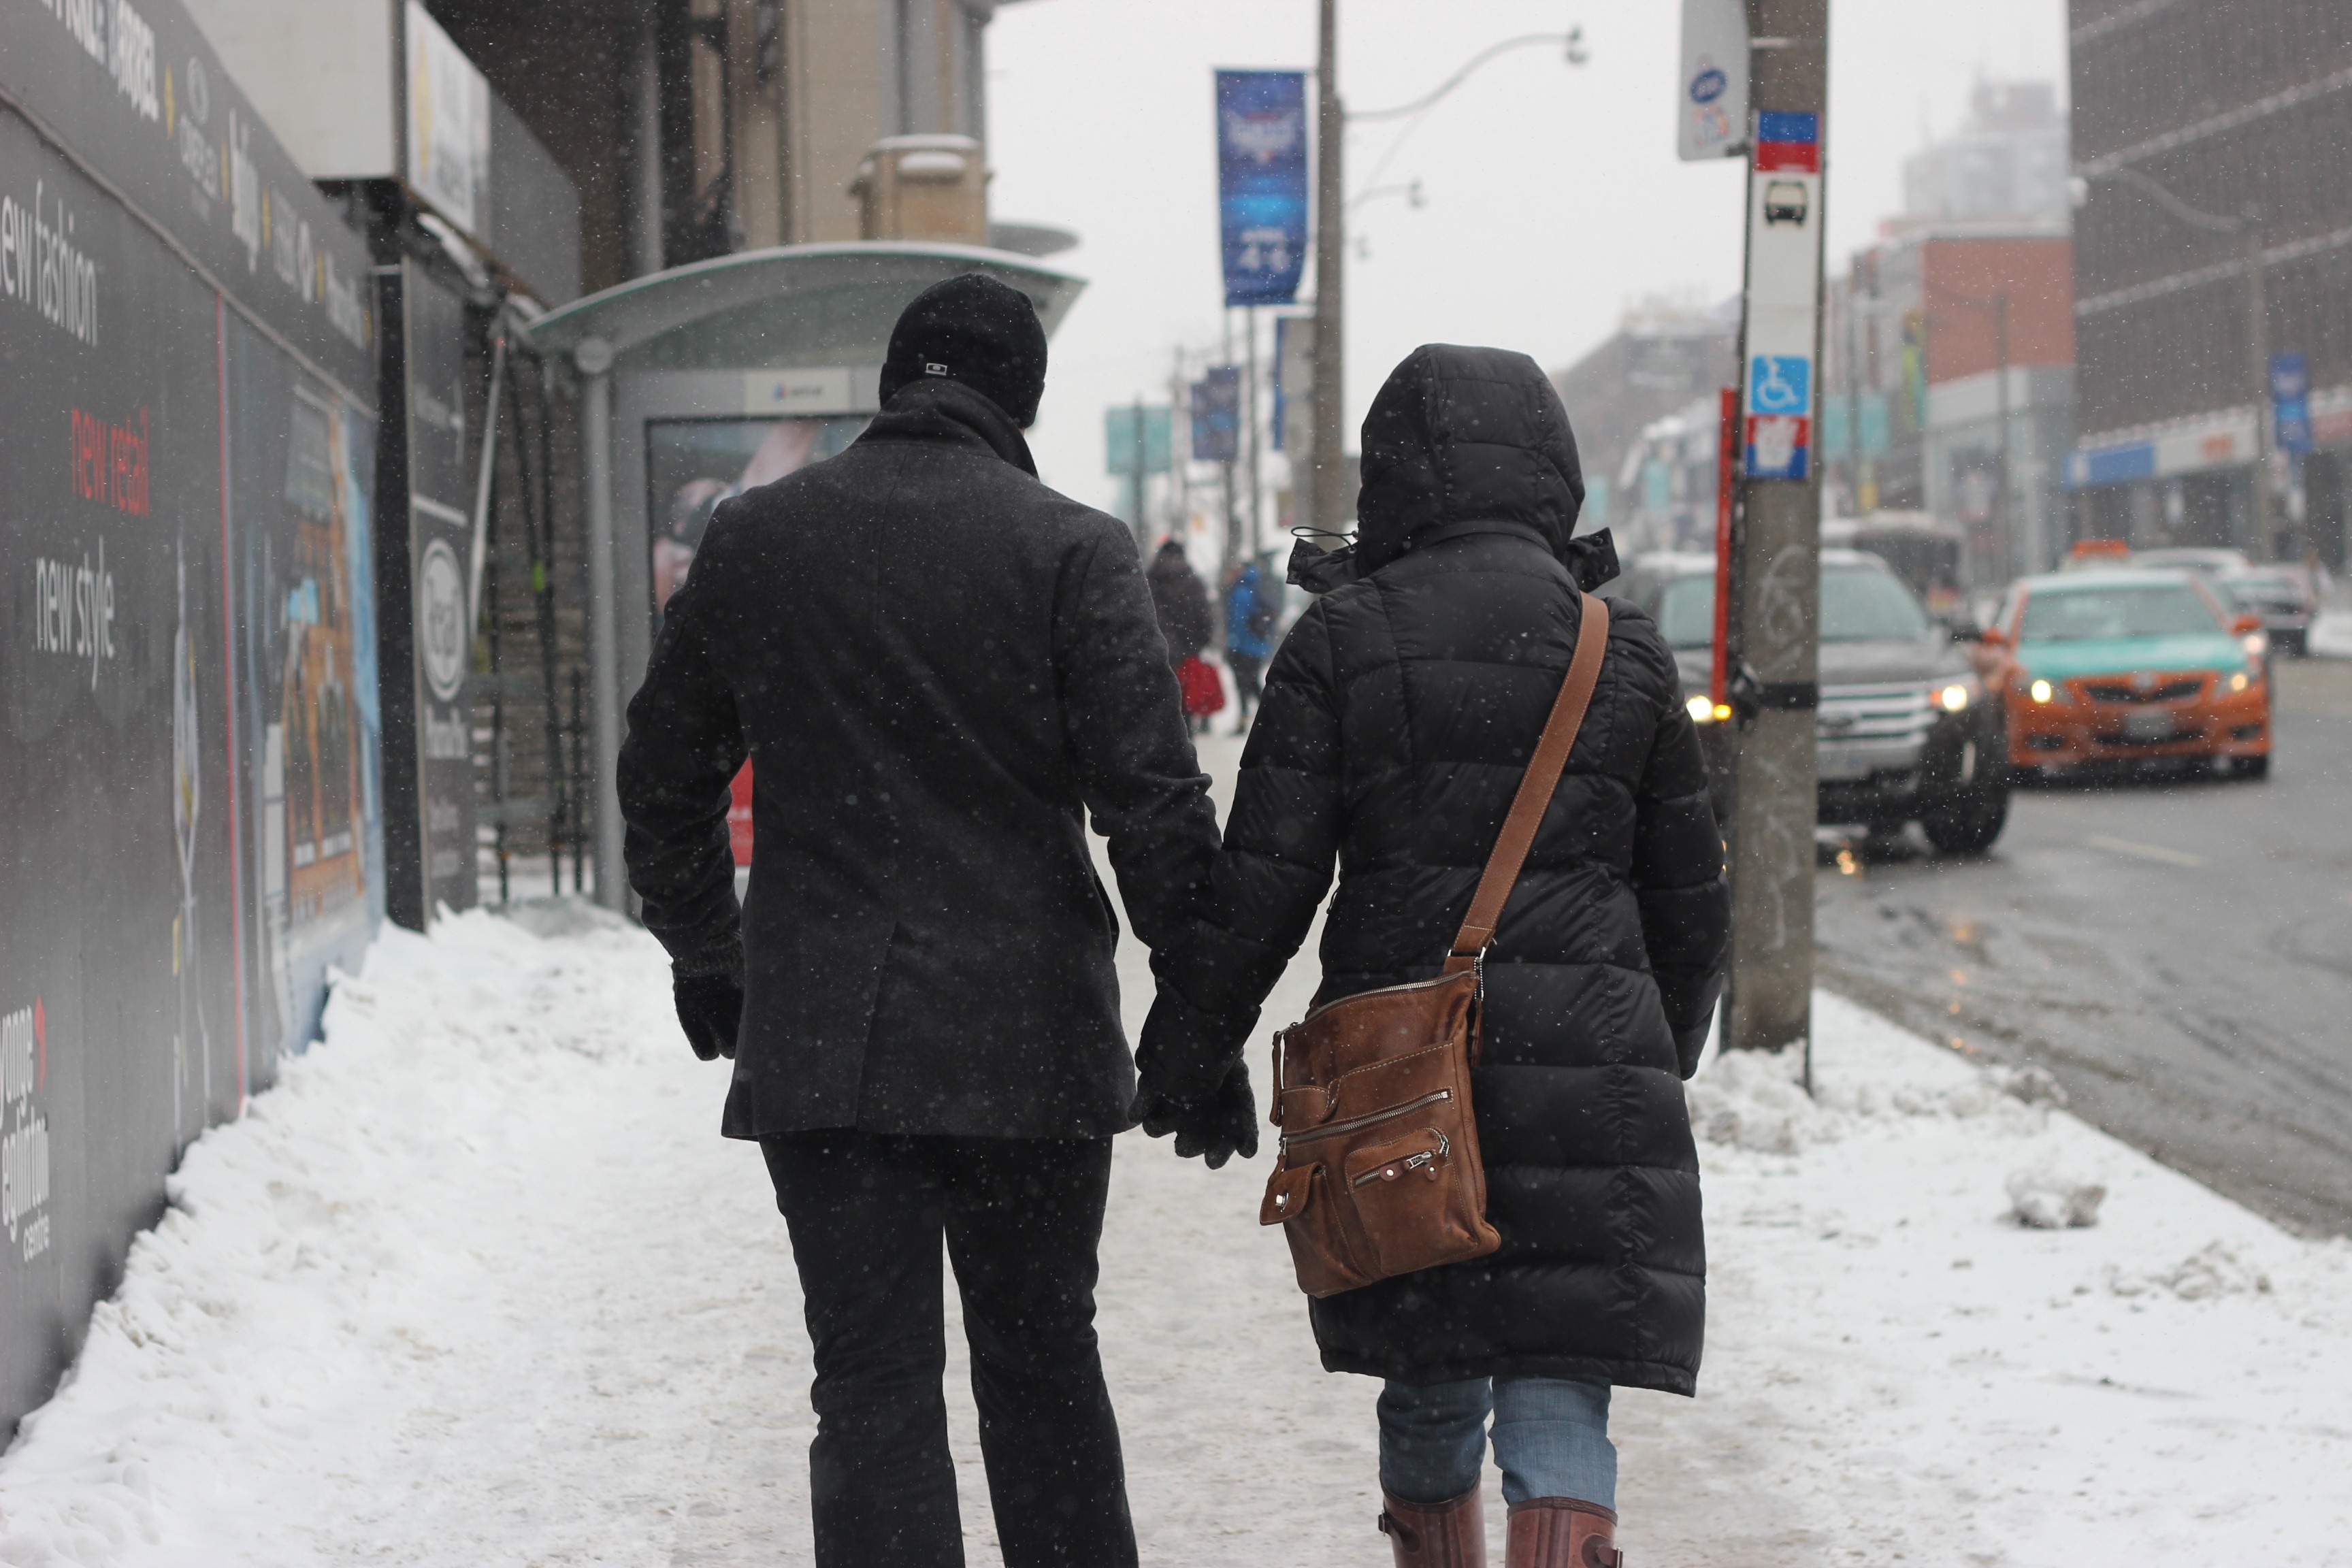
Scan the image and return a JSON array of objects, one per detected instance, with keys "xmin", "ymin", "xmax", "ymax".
[{"xmin": 1135, "ymin": 344, "xmax": 1729, "ymax": 1567}]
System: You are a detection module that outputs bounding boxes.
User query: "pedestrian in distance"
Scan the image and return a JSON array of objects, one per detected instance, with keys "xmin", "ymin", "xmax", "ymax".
[
  {"xmin": 1133, "ymin": 345, "xmax": 1731, "ymax": 1568},
  {"xmin": 617, "ymin": 272, "xmax": 1253, "ymax": 1568},
  {"xmin": 1147, "ymin": 538, "xmax": 1222, "ymax": 736},
  {"xmin": 1224, "ymin": 560, "xmax": 1278, "ymax": 734}
]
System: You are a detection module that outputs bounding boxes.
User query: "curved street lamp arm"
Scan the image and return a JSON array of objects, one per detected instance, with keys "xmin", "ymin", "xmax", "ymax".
[
  {"xmin": 1348, "ymin": 178, "xmax": 1424, "ymax": 213},
  {"xmin": 2092, "ymin": 164, "xmax": 2245, "ymax": 235},
  {"xmin": 1347, "ymin": 29, "xmax": 1585, "ymax": 123}
]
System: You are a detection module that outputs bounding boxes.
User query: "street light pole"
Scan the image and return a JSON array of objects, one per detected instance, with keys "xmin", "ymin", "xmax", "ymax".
[
  {"xmin": 1311, "ymin": 0, "xmax": 1347, "ymax": 537},
  {"xmin": 2244, "ymin": 226, "xmax": 2276, "ymax": 558}
]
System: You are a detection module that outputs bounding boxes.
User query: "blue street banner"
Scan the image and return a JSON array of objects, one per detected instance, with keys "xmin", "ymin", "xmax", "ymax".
[
  {"xmin": 1192, "ymin": 368, "xmax": 1243, "ymax": 463},
  {"xmin": 1216, "ymin": 69, "xmax": 1309, "ymax": 308},
  {"xmin": 2270, "ymin": 352, "xmax": 2313, "ymax": 454}
]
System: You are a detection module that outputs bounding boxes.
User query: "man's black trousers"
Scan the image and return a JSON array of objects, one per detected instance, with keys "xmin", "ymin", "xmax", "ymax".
[{"xmin": 761, "ymin": 1130, "xmax": 1137, "ymax": 1568}]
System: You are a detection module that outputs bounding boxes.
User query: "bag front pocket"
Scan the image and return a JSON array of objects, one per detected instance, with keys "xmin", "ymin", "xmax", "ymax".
[
  {"xmin": 1342, "ymin": 1126, "xmax": 1488, "ymax": 1278},
  {"xmin": 1262, "ymin": 1160, "xmax": 1375, "ymax": 1296}
]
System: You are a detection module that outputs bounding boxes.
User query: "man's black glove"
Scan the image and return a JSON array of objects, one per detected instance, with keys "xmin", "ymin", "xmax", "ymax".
[
  {"xmin": 674, "ymin": 973, "xmax": 744, "ymax": 1062},
  {"xmin": 1132, "ymin": 1060, "xmax": 1259, "ymax": 1169}
]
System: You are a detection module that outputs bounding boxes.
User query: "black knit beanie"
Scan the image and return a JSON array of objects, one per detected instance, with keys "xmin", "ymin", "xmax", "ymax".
[{"xmin": 877, "ymin": 274, "xmax": 1049, "ymax": 428}]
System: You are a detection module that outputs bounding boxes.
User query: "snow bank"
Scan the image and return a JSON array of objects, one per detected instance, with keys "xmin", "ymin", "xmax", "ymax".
[
  {"xmin": 1, "ymin": 898, "xmax": 2347, "ymax": 1565},
  {"xmin": 2310, "ymin": 608, "xmax": 2352, "ymax": 659}
]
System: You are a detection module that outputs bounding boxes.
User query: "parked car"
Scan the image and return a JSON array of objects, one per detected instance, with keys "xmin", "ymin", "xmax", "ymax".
[
  {"xmin": 1614, "ymin": 550, "xmax": 2010, "ymax": 853},
  {"xmin": 2129, "ymin": 546, "xmax": 2254, "ymax": 592},
  {"xmin": 2217, "ymin": 564, "xmax": 2317, "ymax": 655},
  {"xmin": 1974, "ymin": 568, "xmax": 2272, "ymax": 779}
]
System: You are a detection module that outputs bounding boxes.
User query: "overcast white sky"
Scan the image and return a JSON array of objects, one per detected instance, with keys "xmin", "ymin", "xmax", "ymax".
[{"xmin": 986, "ymin": 0, "xmax": 2068, "ymax": 519}]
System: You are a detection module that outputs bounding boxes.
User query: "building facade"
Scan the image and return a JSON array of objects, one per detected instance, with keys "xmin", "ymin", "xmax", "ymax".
[
  {"xmin": 2067, "ymin": 0, "xmax": 2352, "ymax": 568},
  {"xmin": 1825, "ymin": 229, "xmax": 2076, "ymax": 585},
  {"xmin": 1550, "ymin": 295, "xmax": 1740, "ymax": 550}
]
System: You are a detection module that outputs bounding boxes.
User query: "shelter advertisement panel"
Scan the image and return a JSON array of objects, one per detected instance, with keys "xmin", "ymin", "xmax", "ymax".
[
  {"xmin": 645, "ymin": 416, "xmax": 867, "ymax": 632},
  {"xmin": 1215, "ymin": 70, "xmax": 1308, "ymax": 309}
]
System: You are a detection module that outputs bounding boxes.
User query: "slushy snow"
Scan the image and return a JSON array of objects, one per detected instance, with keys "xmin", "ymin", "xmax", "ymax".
[{"xmin": 2, "ymin": 742, "xmax": 2349, "ymax": 1565}]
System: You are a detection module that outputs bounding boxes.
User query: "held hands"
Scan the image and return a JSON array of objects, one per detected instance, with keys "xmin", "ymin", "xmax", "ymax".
[
  {"xmin": 673, "ymin": 973, "xmax": 745, "ymax": 1062},
  {"xmin": 1132, "ymin": 1060, "xmax": 1260, "ymax": 1169}
]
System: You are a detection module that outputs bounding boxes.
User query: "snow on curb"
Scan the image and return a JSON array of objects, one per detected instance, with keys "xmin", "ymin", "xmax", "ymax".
[{"xmin": 2310, "ymin": 608, "xmax": 2352, "ymax": 659}]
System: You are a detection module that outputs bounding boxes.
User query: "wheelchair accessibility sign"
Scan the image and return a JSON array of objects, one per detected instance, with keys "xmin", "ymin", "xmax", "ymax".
[
  {"xmin": 1745, "ymin": 355, "xmax": 1814, "ymax": 481},
  {"xmin": 1749, "ymin": 355, "xmax": 1810, "ymax": 415}
]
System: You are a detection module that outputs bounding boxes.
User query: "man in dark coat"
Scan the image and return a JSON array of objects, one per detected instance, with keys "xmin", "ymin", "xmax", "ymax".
[
  {"xmin": 1132, "ymin": 344, "xmax": 1729, "ymax": 1565},
  {"xmin": 617, "ymin": 274, "xmax": 1250, "ymax": 1568},
  {"xmin": 1145, "ymin": 537, "xmax": 1212, "ymax": 663}
]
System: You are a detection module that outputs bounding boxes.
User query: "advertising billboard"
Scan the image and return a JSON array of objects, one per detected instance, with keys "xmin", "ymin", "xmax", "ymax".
[{"xmin": 1, "ymin": 0, "xmax": 380, "ymax": 1435}]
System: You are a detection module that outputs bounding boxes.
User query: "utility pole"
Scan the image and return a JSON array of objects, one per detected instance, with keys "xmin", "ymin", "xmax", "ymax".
[
  {"xmin": 1245, "ymin": 306, "xmax": 1264, "ymax": 565},
  {"xmin": 2244, "ymin": 227, "xmax": 2276, "ymax": 559},
  {"xmin": 1994, "ymin": 287, "xmax": 2014, "ymax": 581},
  {"xmin": 1722, "ymin": 0, "xmax": 1829, "ymax": 1057},
  {"xmin": 1311, "ymin": 0, "xmax": 1348, "ymax": 536}
]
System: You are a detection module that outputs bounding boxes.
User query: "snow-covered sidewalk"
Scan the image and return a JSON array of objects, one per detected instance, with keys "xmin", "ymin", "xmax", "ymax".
[{"xmin": 3, "ymin": 761, "xmax": 2349, "ymax": 1565}]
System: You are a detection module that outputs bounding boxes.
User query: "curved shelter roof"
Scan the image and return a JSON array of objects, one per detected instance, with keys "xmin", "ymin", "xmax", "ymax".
[{"xmin": 521, "ymin": 242, "xmax": 1086, "ymax": 372}]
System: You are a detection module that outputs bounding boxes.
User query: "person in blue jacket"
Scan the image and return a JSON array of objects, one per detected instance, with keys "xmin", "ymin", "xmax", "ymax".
[{"xmin": 1224, "ymin": 561, "xmax": 1278, "ymax": 734}]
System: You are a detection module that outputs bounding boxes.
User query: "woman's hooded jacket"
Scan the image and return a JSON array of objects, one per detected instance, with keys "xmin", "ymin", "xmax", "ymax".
[{"xmin": 1140, "ymin": 344, "xmax": 1731, "ymax": 1393}]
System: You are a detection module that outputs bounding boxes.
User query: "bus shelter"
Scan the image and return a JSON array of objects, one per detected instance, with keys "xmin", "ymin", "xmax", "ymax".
[{"xmin": 523, "ymin": 243, "xmax": 1085, "ymax": 910}]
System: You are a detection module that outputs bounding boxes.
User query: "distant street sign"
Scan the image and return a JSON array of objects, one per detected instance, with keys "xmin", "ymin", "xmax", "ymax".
[
  {"xmin": 1678, "ymin": 0, "xmax": 1749, "ymax": 161},
  {"xmin": 1215, "ymin": 70, "xmax": 1309, "ymax": 308},
  {"xmin": 1105, "ymin": 406, "xmax": 1173, "ymax": 476}
]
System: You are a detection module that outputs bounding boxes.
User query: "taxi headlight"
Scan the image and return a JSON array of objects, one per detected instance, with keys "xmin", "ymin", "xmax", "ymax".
[
  {"xmin": 2028, "ymin": 678, "xmax": 2056, "ymax": 704},
  {"xmin": 2229, "ymin": 671, "xmax": 2249, "ymax": 693}
]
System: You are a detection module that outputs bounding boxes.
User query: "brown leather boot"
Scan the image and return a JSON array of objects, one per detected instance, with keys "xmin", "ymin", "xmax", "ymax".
[
  {"xmin": 1377, "ymin": 1484, "xmax": 1487, "ymax": 1567},
  {"xmin": 1505, "ymin": 1497, "xmax": 1621, "ymax": 1567}
]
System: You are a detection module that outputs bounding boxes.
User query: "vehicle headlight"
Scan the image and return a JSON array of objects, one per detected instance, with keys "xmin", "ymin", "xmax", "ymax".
[
  {"xmin": 2229, "ymin": 670, "xmax": 2250, "ymax": 693},
  {"xmin": 1935, "ymin": 676, "xmax": 1979, "ymax": 713},
  {"xmin": 2242, "ymin": 630, "xmax": 2270, "ymax": 658},
  {"xmin": 2027, "ymin": 678, "xmax": 2059, "ymax": 704},
  {"xmin": 1686, "ymin": 695, "xmax": 1734, "ymax": 724}
]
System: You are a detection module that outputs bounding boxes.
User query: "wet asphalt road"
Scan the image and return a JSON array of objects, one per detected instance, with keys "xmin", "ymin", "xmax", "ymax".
[{"xmin": 1814, "ymin": 655, "xmax": 2352, "ymax": 1237}]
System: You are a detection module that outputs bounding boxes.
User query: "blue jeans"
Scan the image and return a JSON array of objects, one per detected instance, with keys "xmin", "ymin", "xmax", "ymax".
[{"xmin": 1378, "ymin": 1375, "xmax": 1615, "ymax": 1509}]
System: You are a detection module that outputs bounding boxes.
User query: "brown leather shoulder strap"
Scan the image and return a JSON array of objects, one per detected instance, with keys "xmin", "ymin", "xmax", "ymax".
[{"xmin": 1444, "ymin": 593, "xmax": 1610, "ymax": 973}]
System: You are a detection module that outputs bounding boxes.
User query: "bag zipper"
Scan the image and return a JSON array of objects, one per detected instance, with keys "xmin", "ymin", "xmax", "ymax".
[
  {"xmin": 1279, "ymin": 1088, "xmax": 1453, "ymax": 1151},
  {"xmin": 1350, "ymin": 1129, "xmax": 1450, "ymax": 1187},
  {"xmin": 1289, "ymin": 968, "xmax": 1475, "ymax": 1032}
]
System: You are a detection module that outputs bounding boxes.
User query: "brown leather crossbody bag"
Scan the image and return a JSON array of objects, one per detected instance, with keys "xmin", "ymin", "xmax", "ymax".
[{"xmin": 1258, "ymin": 593, "xmax": 1611, "ymax": 1298}]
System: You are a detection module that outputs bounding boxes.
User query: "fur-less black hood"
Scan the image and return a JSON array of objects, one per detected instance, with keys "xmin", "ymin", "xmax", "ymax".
[
  {"xmin": 1290, "ymin": 344, "xmax": 1614, "ymax": 593},
  {"xmin": 1356, "ymin": 343, "xmax": 1586, "ymax": 570}
]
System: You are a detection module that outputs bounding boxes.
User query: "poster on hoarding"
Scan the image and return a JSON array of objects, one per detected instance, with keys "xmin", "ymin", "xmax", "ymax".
[
  {"xmin": 397, "ymin": 263, "xmax": 478, "ymax": 917},
  {"xmin": 0, "ymin": 0, "xmax": 382, "ymax": 1440},
  {"xmin": 1215, "ymin": 70, "xmax": 1309, "ymax": 308}
]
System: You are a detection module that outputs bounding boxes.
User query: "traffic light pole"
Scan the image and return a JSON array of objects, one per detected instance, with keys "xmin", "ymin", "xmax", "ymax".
[{"xmin": 1722, "ymin": 0, "xmax": 1829, "ymax": 1058}]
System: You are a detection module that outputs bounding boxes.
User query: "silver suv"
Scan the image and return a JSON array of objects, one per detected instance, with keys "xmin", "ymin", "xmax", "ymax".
[{"xmin": 1614, "ymin": 549, "xmax": 2010, "ymax": 854}]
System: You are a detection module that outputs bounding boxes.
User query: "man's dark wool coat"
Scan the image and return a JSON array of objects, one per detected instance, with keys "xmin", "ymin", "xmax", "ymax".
[
  {"xmin": 1141, "ymin": 344, "xmax": 1731, "ymax": 1395},
  {"xmin": 619, "ymin": 378, "xmax": 1222, "ymax": 1140}
]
